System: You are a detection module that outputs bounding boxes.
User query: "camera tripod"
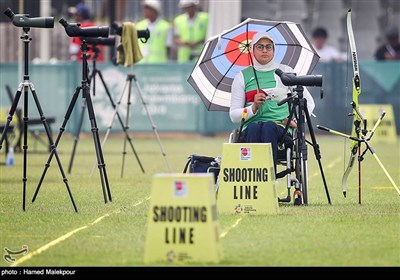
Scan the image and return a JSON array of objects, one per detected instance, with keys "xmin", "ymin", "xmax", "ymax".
[
  {"xmin": 68, "ymin": 43, "xmax": 146, "ymax": 176},
  {"xmin": 278, "ymin": 85, "xmax": 331, "ymax": 205},
  {"xmin": 33, "ymin": 39, "xmax": 112, "ymax": 207},
  {"xmin": 90, "ymin": 68, "xmax": 173, "ymax": 178},
  {"xmin": 0, "ymin": 27, "xmax": 77, "ymax": 212}
]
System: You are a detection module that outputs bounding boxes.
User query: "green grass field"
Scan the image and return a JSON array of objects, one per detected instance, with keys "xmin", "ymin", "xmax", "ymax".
[{"xmin": 0, "ymin": 132, "xmax": 399, "ymax": 267}]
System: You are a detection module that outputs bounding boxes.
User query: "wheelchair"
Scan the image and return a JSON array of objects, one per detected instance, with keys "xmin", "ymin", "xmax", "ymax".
[{"xmin": 228, "ymin": 126, "xmax": 309, "ymax": 205}]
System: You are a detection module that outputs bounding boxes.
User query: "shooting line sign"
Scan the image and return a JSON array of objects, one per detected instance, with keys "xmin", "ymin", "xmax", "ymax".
[
  {"xmin": 359, "ymin": 104, "xmax": 397, "ymax": 144},
  {"xmin": 144, "ymin": 173, "xmax": 222, "ymax": 264},
  {"xmin": 217, "ymin": 143, "xmax": 279, "ymax": 215}
]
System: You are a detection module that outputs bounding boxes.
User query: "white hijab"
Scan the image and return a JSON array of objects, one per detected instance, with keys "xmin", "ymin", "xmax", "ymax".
[{"xmin": 250, "ymin": 32, "xmax": 279, "ymax": 72}]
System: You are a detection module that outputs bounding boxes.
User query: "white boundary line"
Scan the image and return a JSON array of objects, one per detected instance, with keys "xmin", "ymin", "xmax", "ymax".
[
  {"xmin": 219, "ymin": 217, "xmax": 243, "ymax": 238},
  {"xmin": 279, "ymin": 156, "xmax": 341, "ymax": 197},
  {"xmin": 10, "ymin": 197, "xmax": 151, "ymax": 267},
  {"xmin": 310, "ymin": 156, "xmax": 342, "ymax": 178}
]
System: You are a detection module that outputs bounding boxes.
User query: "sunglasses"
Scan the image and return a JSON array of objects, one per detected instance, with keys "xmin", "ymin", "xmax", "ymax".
[{"xmin": 255, "ymin": 44, "xmax": 273, "ymax": 51}]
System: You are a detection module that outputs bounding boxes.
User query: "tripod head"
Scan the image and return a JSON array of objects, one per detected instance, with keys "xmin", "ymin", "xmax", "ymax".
[
  {"xmin": 81, "ymin": 36, "xmax": 116, "ymax": 62},
  {"xmin": 278, "ymin": 84, "xmax": 308, "ymax": 107},
  {"xmin": 80, "ymin": 36, "xmax": 116, "ymax": 46},
  {"xmin": 4, "ymin": 8, "xmax": 49, "ymax": 79},
  {"xmin": 81, "ymin": 37, "xmax": 117, "ymax": 96}
]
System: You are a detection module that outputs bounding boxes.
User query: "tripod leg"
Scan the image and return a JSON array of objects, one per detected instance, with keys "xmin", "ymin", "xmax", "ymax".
[
  {"xmin": 121, "ymin": 75, "xmax": 146, "ymax": 177},
  {"xmin": 29, "ymin": 84, "xmax": 78, "ymax": 212},
  {"xmin": 132, "ymin": 75, "xmax": 172, "ymax": 172},
  {"xmin": 104, "ymin": 73, "xmax": 145, "ymax": 174},
  {"xmin": 295, "ymin": 114, "xmax": 309, "ymax": 205},
  {"xmin": 89, "ymin": 77, "xmax": 129, "ymax": 177},
  {"xmin": 0, "ymin": 84, "xmax": 23, "ymax": 149},
  {"xmin": 0, "ymin": 84, "xmax": 25, "ymax": 210},
  {"xmin": 33, "ymin": 86, "xmax": 81, "ymax": 212},
  {"xmin": 95, "ymin": 72, "xmax": 145, "ymax": 177},
  {"xmin": 121, "ymin": 121, "xmax": 128, "ymax": 177},
  {"xmin": 300, "ymin": 136, "xmax": 309, "ymax": 205},
  {"xmin": 121, "ymin": 78, "xmax": 131, "ymax": 178},
  {"xmin": 90, "ymin": 69, "xmax": 96, "ymax": 97},
  {"xmin": 68, "ymin": 97, "xmax": 87, "ymax": 174},
  {"xmin": 21, "ymin": 84, "xmax": 30, "ymax": 211},
  {"xmin": 304, "ymin": 106, "xmax": 332, "ymax": 205},
  {"xmin": 84, "ymin": 91, "xmax": 112, "ymax": 203}
]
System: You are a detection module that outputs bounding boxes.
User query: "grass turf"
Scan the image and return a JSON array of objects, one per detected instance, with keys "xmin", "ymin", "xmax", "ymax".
[{"xmin": 0, "ymin": 133, "xmax": 399, "ymax": 267}]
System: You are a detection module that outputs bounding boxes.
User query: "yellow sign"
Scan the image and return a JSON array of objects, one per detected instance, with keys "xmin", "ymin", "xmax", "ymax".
[
  {"xmin": 144, "ymin": 173, "xmax": 222, "ymax": 264},
  {"xmin": 217, "ymin": 143, "xmax": 279, "ymax": 215},
  {"xmin": 359, "ymin": 104, "xmax": 397, "ymax": 143}
]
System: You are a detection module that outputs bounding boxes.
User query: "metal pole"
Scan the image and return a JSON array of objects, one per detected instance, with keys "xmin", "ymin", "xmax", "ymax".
[{"xmin": 39, "ymin": 0, "xmax": 51, "ymax": 61}]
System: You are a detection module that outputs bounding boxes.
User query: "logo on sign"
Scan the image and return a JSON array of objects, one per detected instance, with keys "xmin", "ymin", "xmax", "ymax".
[
  {"xmin": 234, "ymin": 204, "xmax": 243, "ymax": 214},
  {"xmin": 166, "ymin": 250, "xmax": 176, "ymax": 263},
  {"xmin": 173, "ymin": 180, "xmax": 188, "ymax": 197},
  {"xmin": 240, "ymin": 147, "xmax": 251, "ymax": 161}
]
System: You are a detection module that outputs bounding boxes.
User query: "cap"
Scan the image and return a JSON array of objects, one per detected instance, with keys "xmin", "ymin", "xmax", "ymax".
[
  {"xmin": 179, "ymin": 0, "xmax": 199, "ymax": 9},
  {"xmin": 385, "ymin": 26, "xmax": 399, "ymax": 39},
  {"xmin": 143, "ymin": 0, "xmax": 161, "ymax": 14},
  {"xmin": 251, "ymin": 32, "xmax": 275, "ymax": 48},
  {"xmin": 68, "ymin": 3, "xmax": 90, "ymax": 20},
  {"xmin": 312, "ymin": 27, "xmax": 328, "ymax": 38}
]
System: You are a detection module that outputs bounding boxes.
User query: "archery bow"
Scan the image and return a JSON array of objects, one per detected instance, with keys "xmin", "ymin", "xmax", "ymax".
[{"xmin": 341, "ymin": 9, "xmax": 365, "ymax": 198}]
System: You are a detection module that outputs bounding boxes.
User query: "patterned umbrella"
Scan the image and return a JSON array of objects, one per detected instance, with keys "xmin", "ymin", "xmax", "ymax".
[{"xmin": 188, "ymin": 18, "xmax": 320, "ymax": 111}]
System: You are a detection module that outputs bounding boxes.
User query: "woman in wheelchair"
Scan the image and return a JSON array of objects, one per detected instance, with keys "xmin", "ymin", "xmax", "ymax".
[{"xmin": 229, "ymin": 31, "xmax": 315, "ymax": 176}]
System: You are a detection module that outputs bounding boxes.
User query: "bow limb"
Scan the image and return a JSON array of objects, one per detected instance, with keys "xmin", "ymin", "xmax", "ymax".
[{"xmin": 341, "ymin": 9, "xmax": 362, "ymax": 197}]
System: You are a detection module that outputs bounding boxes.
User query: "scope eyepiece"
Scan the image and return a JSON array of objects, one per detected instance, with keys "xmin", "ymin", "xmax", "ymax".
[{"xmin": 4, "ymin": 8, "xmax": 54, "ymax": 28}]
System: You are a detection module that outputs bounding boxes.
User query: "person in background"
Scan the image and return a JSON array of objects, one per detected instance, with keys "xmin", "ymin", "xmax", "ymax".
[
  {"xmin": 136, "ymin": 0, "xmax": 173, "ymax": 63},
  {"xmin": 68, "ymin": 2, "xmax": 104, "ymax": 62},
  {"xmin": 230, "ymin": 32, "xmax": 315, "ymax": 175},
  {"xmin": 311, "ymin": 27, "xmax": 342, "ymax": 63},
  {"xmin": 173, "ymin": 0, "xmax": 208, "ymax": 62},
  {"xmin": 375, "ymin": 26, "xmax": 400, "ymax": 60}
]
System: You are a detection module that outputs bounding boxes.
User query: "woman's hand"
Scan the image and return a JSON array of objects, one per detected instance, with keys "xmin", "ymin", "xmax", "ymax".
[
  {"xmin": 252, "ymin": 92, "xmax": 267, "ymax": 113},
  {"xmin": 283, "ymin": 118, "xmax": 297, "ymax": 128}
]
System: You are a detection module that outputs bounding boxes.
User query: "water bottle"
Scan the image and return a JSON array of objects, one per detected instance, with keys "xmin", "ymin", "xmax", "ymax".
[{"xmin": 6, "ymin": 147, "xmax": 14, "ymax": 166}]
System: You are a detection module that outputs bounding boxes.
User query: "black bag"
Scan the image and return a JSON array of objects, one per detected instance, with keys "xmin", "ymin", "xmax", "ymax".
[{"xmin": 182, "ymin": 154, "xmax": 220, "ymax": 183}]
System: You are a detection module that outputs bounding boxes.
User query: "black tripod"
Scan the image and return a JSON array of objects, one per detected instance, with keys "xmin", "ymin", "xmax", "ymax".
[
  {"xmin": 279, "ymin": 85, "xmax": 331, "ymax": 205},
  {"xmin": 33, "ymin": 39, "xmax": 112, "ymax": 206},
  {"xmin": 68, "ymin": 43, "xmax": 145, "ymax": 175},
  {"xmin": 0, "ymin": 27, "xmax": 77, "ymax": 211}
]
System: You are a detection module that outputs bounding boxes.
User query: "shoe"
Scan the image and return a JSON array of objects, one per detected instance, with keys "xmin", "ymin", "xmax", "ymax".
[{"xmin": 293, "ymin": 188, "xmax": 302, "ymax": 206}]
